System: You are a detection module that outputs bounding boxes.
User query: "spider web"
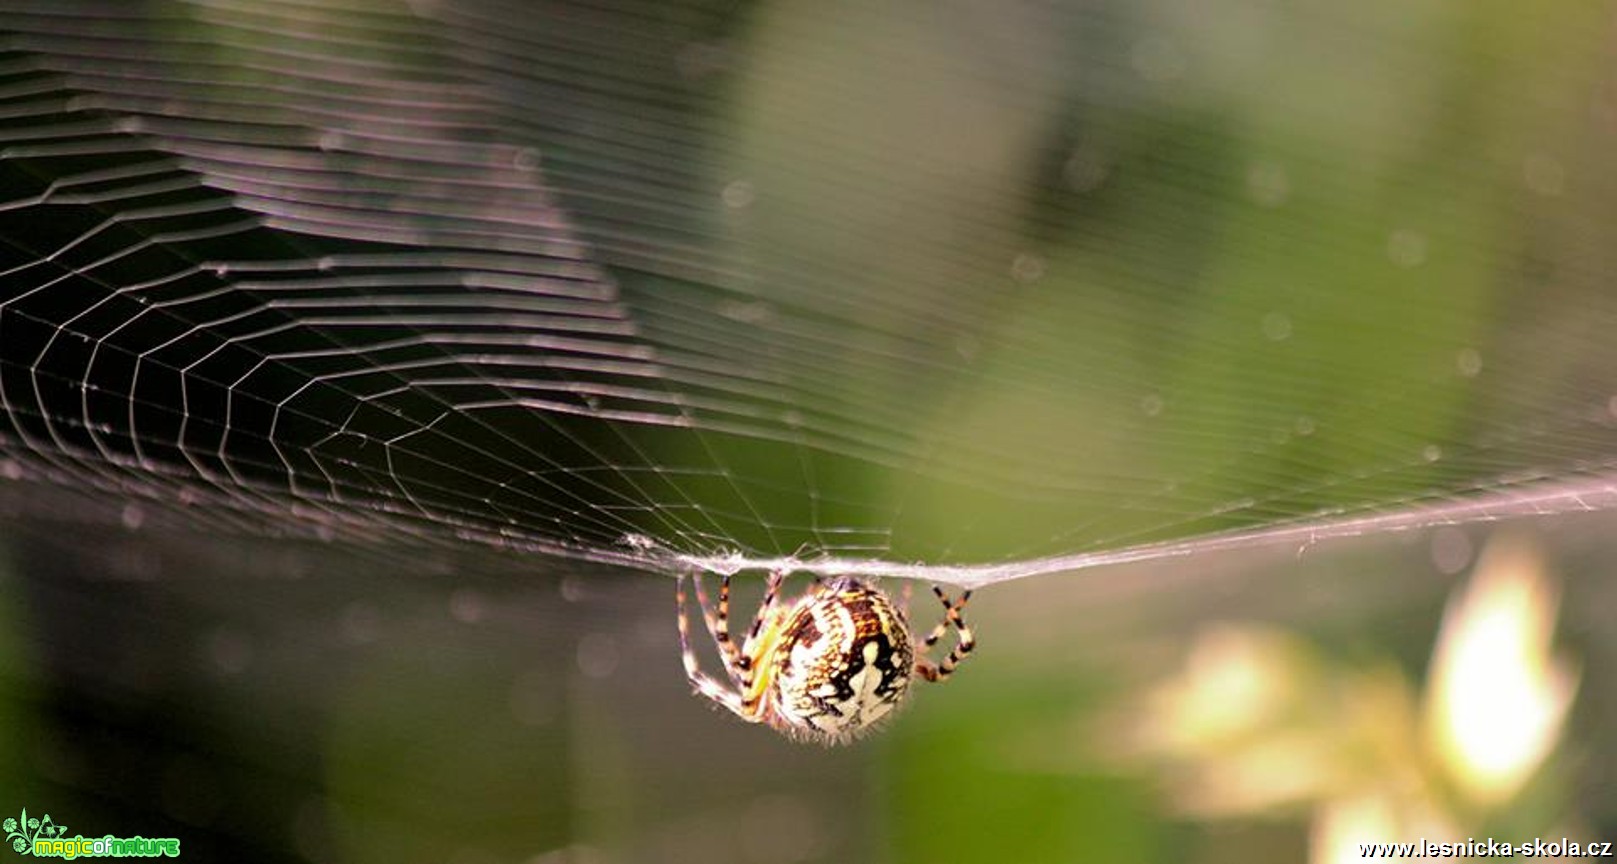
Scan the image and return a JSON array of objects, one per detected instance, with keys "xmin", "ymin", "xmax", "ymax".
[{"xmin": 2, "ymin": 0, "xmax": 1617, "ymax": 586}]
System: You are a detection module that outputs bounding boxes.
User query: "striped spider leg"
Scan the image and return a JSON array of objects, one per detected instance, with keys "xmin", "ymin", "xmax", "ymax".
[{"xmin": 914, "ymin": 585, "xmax": 975, "ymax": 682}]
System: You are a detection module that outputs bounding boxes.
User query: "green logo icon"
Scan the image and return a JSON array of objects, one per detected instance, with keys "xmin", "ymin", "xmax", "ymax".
[
  {"xmin": 5, "ymin": 808, "xmax": 180, "ymax": 859},
  {"xmin": 6, "ymin": 809, "xmax": 68, "ymax": 854}
]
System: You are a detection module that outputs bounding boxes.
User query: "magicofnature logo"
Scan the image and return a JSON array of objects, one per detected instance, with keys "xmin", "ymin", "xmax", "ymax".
[{"xmin": 5, "ymin": 808, "xmax": 179, "ymax": 859}]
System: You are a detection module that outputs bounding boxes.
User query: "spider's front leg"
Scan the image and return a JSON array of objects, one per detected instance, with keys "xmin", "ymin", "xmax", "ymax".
[
  {"xmin": 676, "ymin": 573, "xmax": 751, "ymax": 720},
  {"xmin": 915, "ymin": 586, "xmax": 975, "ymax": 683},
  {"xmin": 737, "ymin": 569, "xmax": 786, "ymax": 708}
]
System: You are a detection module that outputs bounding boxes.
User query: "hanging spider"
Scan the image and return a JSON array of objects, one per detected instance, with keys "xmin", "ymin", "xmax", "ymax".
[{"xmin": 675, "ymin": 570, "xmax": 974, "ymax": 744}]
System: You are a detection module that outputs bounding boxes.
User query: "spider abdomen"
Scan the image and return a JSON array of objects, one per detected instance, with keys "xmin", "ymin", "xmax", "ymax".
[
  {"xmin": 675, "ymin": 569, "xmax": 972, "ymax": 745},
  {"xmin": 767, "ymin": 578, "xmax": 916, "ymax": 742}
]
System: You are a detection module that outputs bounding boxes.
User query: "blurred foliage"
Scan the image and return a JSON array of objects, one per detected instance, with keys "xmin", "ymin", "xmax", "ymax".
[
  {"xmin": 2, "ymin": 1, "xmax": 1617, "ymax": 863},
  {"xmin": 887, "ymin": 666, "xmax": 1161, "ymax": 864},
  {"xmin": 1113, "ymin": 535, "xmax": 1582, "ymax": 863},
  {"xmin": 712, "ymin": 0, "xmax": 1617, "ymax": 562}
]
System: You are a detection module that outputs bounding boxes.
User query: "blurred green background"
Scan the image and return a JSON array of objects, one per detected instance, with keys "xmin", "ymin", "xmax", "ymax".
[{"xmin": 2, "ymin": 0, "xmax": 1617, "ymax": 861}]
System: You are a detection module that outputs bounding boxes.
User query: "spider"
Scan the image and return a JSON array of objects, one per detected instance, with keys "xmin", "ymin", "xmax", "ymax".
[{"xmin": 675, "ymin": 570, "xmax": 974, "ymax": 745}]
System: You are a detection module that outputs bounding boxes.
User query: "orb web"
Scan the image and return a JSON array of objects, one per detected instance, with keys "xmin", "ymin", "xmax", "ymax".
[{"xmin": 3, "ymin": 0, "xmax": 1617, "ymax": 586}]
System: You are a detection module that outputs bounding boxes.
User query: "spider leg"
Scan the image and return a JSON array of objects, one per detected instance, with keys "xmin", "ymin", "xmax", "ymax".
[
  {"xmin": 919, "ymin": 585, "xmax": 966, "ymax": 648},
  {"xmin": 915, "ymin": 586, "xmax": 975, "ymax": 683},
  {"xmin": 692, "ymin": 572, "xmax": 744, "ymax": 686},
  {"xmin": 676, "ymin": 573, "xmax": 751, "ymax": 720},
  {"xmin": 737, "ymin": 569, "xmax": 786, "ymax": 697},
  {"xmin": 741, "ymin": 569, "xmax": 785, "ymax": 656}
]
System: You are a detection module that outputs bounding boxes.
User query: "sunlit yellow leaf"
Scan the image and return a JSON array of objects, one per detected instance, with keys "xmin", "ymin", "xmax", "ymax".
[{"xmin": 1423, "ymin": 536, "xmax": 1579, "ymax": 806}]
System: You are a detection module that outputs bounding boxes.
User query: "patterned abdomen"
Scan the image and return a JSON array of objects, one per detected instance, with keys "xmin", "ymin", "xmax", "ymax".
[{"xmin": 767, "ymin": 577, "xmax": 916, "ymax": 742}]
